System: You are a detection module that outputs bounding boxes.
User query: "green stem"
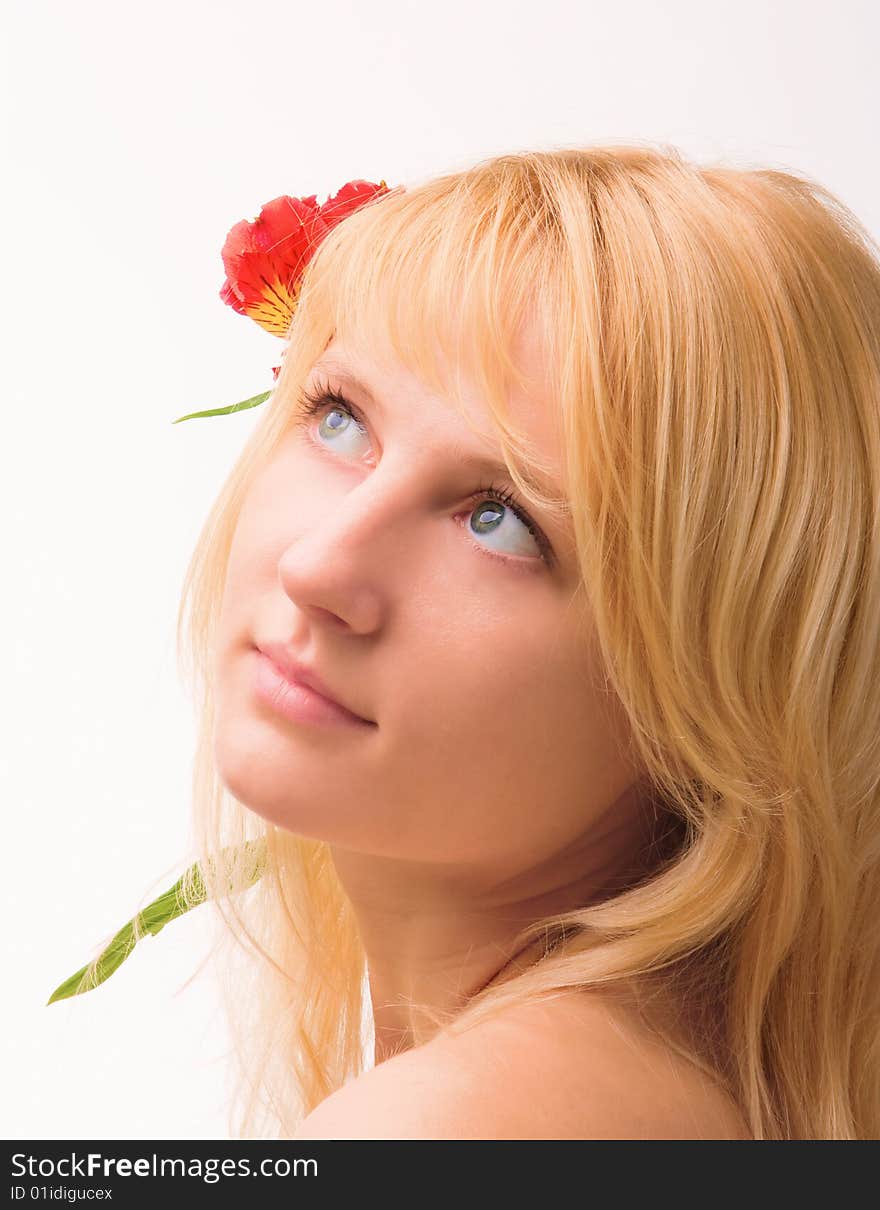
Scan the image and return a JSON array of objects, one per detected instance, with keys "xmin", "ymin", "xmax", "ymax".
[
  {"xmin": 46, "ymin": 839, "xmax": 267, "ymax": 1004},
  {"xmin": 171, "ymin": 390, "xmax": 271, "ymax": 424}
]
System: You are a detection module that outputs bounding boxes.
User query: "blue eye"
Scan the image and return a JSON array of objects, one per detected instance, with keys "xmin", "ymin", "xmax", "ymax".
[
  {"xmin": 313, "ymin": 403, "xmax": 370, "ymax": 457},
  {"xmin": 294, "ymin": 383, "xmax": 553, "ymax": 567},
  {"xmin": 467, "ymin": 488, "xmax": 546, "ymax": 561}
]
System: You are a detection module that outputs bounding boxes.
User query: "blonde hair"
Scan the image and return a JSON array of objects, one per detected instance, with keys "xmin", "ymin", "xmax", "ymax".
[{"xmin": 174, "ymin": 142, "xmax": 880, "ymax": 1139}]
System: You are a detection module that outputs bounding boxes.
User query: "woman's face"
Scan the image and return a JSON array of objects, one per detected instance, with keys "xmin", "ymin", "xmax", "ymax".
[{"xmin": 212, "ymin": 326, "xmax": 647, "ymax": 872}]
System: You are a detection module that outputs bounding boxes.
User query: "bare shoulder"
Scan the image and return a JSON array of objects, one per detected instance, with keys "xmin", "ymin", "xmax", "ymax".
[{"xmin": 292, "ymin": 991, "xmax": 751, "ymax": 1140}]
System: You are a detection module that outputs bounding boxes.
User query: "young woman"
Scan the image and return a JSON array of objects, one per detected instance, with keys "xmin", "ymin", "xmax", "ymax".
[{"xmin": 176, "ymin": 144, "xmax": 880, "ymax": 1139}]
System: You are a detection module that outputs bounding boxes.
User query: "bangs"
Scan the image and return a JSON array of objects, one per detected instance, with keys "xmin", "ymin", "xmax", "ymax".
[{"xmin": 284, "ymin": 167, "xmax": 575, "ymax": 525}]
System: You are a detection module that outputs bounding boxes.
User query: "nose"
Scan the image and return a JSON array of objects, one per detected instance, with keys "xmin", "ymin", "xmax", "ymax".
[{"xmin": 277, "ymin": 466, "xmax": 417, "ymax": 634}]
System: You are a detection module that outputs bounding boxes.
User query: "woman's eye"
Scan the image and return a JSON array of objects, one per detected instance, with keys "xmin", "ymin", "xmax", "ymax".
[
  {"xmin": 466, "ymin": 498, "xmax": 544, "ymax": 561},
  {"xmin": 313, "ymin": 405, "xmax": 371, "ymax": 458}
]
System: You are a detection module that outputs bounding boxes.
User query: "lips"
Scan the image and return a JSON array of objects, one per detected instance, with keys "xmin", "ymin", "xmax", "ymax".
[{"xmin": 254, "ymin": 641, "xmax": 374, "ymax": 725}]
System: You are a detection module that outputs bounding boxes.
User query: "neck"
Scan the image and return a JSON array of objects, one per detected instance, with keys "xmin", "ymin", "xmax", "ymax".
[{"xmin": 328, "ymin": 781, "xmax": 658, "ymax": 1065}]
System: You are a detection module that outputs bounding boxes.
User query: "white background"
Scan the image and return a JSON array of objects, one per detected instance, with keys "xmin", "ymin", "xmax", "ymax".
[{"xmin": 2, "ymin": 0, "xmax": 877, "ymax": 1139}]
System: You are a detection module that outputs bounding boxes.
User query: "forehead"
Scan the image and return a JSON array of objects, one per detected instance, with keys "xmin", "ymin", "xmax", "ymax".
[{"xmin": 311, "ymin": 319, "xmax": 567, "ymax": 498}]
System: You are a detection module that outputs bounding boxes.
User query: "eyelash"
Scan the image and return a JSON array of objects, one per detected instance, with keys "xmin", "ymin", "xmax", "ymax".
[{"xmin": 293, "ymin": 381, "xmax": 554, "ymax": 567}]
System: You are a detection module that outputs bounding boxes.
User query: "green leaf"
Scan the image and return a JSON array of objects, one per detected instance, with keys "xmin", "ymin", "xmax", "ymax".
[
  {"xmin": 171, "ymin": 390, "xmax": 271, "ymax": 424},
  {"xmin": 46, "ymin": 839, "xmax": 268, "ymax": 1005}
]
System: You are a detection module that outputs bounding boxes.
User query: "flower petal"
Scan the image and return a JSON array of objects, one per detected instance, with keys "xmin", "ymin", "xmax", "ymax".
[
  {"xmin": 219, "ymin": 181, "xmax": 395, "ymax": 336},
  {"xmin": 219, "ymin": 194, "xmax": 327, "ymax": 335}
]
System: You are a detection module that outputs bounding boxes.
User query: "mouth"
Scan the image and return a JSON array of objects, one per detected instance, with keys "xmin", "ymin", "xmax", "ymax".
[{"xmin": 253, "ymin": 642, "xmax": 376, "ymax": 728}]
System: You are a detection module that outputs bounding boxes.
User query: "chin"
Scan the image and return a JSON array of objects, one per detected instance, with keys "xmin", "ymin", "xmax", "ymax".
[{"xmin": 209, "ymin": 725, "xmax": 361, "ymax": 842}]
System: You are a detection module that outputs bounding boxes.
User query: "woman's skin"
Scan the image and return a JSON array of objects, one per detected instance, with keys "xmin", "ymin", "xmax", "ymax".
[{"xmin": 212, "ymin": 319, "xmax": 659, "ymax": 1067}]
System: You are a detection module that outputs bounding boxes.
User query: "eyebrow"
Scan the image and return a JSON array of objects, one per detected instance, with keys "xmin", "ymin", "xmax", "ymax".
[{"xmin": 309, "ymin": 358, "xmax": 565, "ymax": 498}]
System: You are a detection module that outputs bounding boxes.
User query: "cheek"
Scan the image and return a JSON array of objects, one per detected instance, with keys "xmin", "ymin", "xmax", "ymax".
[
  {"xmin": 216, "ymin": 459, "xmax": 305, "ymax": 628},
  {"xmin": 381, "ymin": 611, "xmax": 617, "ymax": 858}
]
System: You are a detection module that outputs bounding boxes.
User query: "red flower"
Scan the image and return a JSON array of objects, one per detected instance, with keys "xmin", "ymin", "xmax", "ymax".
[{"xmin": 219, "ymin": 179, "xmax": 392, "ymax": 337}]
